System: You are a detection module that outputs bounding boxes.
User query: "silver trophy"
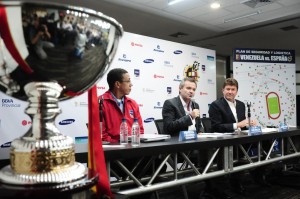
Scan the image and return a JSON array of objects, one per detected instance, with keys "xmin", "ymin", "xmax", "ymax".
[{"xmin": 0, "ymin": 1, "xmax": 123, "ymax": 188}]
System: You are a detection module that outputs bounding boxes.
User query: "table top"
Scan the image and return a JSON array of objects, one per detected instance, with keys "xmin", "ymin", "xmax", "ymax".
[{"xmin": 103, "ymin": 128, "xmax": 300, "ymax": 160}]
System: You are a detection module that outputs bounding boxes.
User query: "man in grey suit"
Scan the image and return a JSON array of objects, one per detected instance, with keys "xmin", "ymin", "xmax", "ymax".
[{"xmin": 162, "ymin": 77, "xmax": 203, "ymax": 135}]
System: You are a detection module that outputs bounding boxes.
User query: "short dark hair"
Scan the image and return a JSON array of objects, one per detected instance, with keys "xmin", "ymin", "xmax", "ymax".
[
  {"xmin": 107, "ymin": 68, "xmax": 128, "ymax": 90},
  {"xmin": 223, "ymin": 78, "xmax": 238, "ymax": 90},
  {"xmin": 179, "ymin": 77, "xmax": 197, "ymax": 89}
]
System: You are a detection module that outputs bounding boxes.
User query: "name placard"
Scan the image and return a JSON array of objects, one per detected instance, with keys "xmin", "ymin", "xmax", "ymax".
[
  {"xmin": 248, "ymin": 126, "xmax": 262, "ymax": 136},
  {"xmin": 179, "ymin": 131, "xmax": 197, "ymax": 141},
  {"xmin": 278, "ymin": 123, "xmax": 289, "ymax": 132}
]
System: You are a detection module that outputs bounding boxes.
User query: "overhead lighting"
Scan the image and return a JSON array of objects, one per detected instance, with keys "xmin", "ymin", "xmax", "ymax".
[
  {"xmin": 224, "ymin": 10, "xmax": 261, "ymax": 23},
  {"xmin": 211, "ymin": 2, "xmax": 221, "ymax": 9},
  {"xmin": 168, "ymin": 0, "xmax": 184, "ymax": 6}
]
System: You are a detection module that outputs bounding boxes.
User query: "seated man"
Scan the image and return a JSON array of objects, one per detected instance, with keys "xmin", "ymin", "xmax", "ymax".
[
  {"xmin": 98, "ymin": 68, "xmax": 144, "ymax": 143},
  {"xmin": 209, "ymin": 78, "xmax": 267, "ymax": 196},
  {"xmin": 162, "ymin": 77, "xmax": 203, "ymax": 135}
]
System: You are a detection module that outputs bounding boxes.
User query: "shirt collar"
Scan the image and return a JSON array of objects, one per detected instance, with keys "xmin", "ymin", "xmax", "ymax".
[
  {"xmin": 110, "ymin": 91, "xmax": 124, "ymax": 105},
  {"xmin": 224, "ymin": 96, "xmax": 236, "ymax": 106}
]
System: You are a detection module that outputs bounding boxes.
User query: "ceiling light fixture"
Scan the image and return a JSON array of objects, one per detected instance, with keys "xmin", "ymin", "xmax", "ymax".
[
  {"xmin": 211, "ymin": 2, "xmax": 221, "ymax": 9},
  {"xmin": 224, "ymin": 10, "xmax": 261, "ymax": 23},
  {"xmin": 168, "ymin": 0, "xmax": 184, "ymax": 6}
]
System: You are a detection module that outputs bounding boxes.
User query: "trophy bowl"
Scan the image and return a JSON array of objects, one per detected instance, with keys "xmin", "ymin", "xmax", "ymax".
[{"xmin": 0, "ymin": 1, "xmax": 123, "ymax": 186}]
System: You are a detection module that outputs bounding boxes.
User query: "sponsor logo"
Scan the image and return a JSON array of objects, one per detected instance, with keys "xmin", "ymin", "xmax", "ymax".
[
  {"xmin": 74, "ymin": 101, "xmax": 88, "ymax": 107},
  {"xmin": 200, "ymin": 92, "xmax": 208, "ymax": 95},
  {"xmin": 207, "ymin": 55, "xmax": 215, "ymax": 61},
  {"xmin": 2, "ymin": 99, "xmax": 21, "ymax": 107},
  {"xmin": 134, "ymin": 69, "xmax": 140, "ymax": 77},
  {"xmin": 167, "ymin": 87, "xmax": 172, "ymax": 94},
  {"xmin": 174, "ymin": 50, "xmax": 183, "ymax": 54},
  {"xmin": 118, "ymin": 54, "xmax": 132, "ymax": 62},
  {"xmin": 144, "ymin": 118, "xmax": 155, "ymax": 123},
  {"xmin": 59, "ymin": 119, "xmax": 75, "ymax": 125},
  {"xmin": 207, "ymin": 79, "xmax": 214, "ymax": 84},
  {"xmin": 153, "ymin": 45, "xmax": 164, "ymax": 53},
  {"xmin": 143, "ymin": 59, "xmax": 154, "ymax": 63},
  {"xmin": 131, "ymin": 42, "xmax": 143, "ymax": 47},
  {"xmin": 154, "ymin": 74, "xmax": 164, "ymax": 78},
  {"xmin": 129, "ymin": 110, "xmax": 134, "ymax": 118},
  {"xmin": 22, "ymin": 120, "xmax": 32, "ymax": 126},
  {"xmin": 1, "ymin": 142, "xmax": 11, "ymax": 148},
  {"xmin": 143, "ymin": 88, "xmax": 155, "ymax": 93},
  {"xmin": 154, "ymin": 102, "xmax": 163, "ymax": 109},
  {"xmin": 164, "ymin": 60, "xmax": 173, "ymax": 67},
  {"xmin": 184, "ymin": 61, "xmax": 200, "ymax": 81},
  {"xmin": 97, "ymin": 86, "xmax": 106, "ymax": 90},
  {"xmin": 173, "ymin": 75, "xmax": 181, "ymax": 82},
  {"xmin": 138, "ymin": 104, "xmax": 143, "ymax": 107},
  {"xmin": 191, "ymin": 52, "xmax": 199, "ymax": 59}
]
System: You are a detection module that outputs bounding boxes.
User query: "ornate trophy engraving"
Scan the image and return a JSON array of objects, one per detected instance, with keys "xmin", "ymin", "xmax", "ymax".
[{"xmin": 0, "ymin": 1, "xmax": 123, "ymax": 188}]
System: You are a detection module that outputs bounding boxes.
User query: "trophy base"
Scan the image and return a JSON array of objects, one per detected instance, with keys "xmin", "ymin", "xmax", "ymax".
[
  {"xmin": 0, "ymin": 169, "xmax": 98, "ymax": 199},
  {"xmin": 0, "ymin": 162, "xmax": 86, "ymax": 184}
]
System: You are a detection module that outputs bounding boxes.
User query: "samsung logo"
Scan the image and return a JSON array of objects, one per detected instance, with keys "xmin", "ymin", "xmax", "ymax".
[
  {"xmin": 143, "ymin": 59, "xmax": 154, "ymax": 63},
  {"xmin": 144, "ymin": 118, "xmax": 155, "ymax": 123},
  {"xmin": 174, "ymin": 50, "xmax": 183, "ymax": 54},
  {"xmin": 59, "ymin": 119, "xmax": 75, "ymax": 125},
  {"xmin": 1, "ymin": 142, "xmax": 11, "ymax": 148}
]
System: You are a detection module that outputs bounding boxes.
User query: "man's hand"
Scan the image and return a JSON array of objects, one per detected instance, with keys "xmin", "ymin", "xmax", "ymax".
[{"xmin": 190, "ymin": 109, "xmax": 200, "ymax": 119}]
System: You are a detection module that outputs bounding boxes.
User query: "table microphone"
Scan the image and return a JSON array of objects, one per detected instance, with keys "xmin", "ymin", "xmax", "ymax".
[{"xmin": 247, "ymin": 102, "xmax": 251, "ymax": 129}]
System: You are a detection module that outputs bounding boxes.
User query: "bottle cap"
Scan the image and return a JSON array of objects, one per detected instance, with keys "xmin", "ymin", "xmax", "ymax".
[
  {"xmin": 122, "ymin": 118, "xmax": 126, "ymax": 122},
  {"xmin": 134, "ymin": 118, "xmax": 138, "ymax": 122}
]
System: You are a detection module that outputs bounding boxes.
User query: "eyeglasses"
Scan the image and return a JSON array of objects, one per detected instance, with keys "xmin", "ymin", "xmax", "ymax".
[{"xmin": 120, "ymin": 80, "xmax": 131, "ymax": 83}]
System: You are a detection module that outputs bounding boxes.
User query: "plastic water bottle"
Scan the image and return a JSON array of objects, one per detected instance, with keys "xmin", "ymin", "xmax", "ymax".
[
  {"xmin": 120, "ymin": 118, "xmax": 128, "ymax": 145},
  {"xmin": 131, "ymin": 118, "xmax": 140, "ymax": 147}
]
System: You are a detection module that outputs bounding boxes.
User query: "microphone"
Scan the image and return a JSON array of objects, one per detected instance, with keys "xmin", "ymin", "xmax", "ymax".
[
  {"xmin": 247, "ymin": 102, "xmax": 251, "ymax": 128},
  {"xmin": 191, "ymin": 99, "xmax": 199, "ymax": 118}
]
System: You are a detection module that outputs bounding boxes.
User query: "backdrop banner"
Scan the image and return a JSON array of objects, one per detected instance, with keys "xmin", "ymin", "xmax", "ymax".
[
  {"xmin": 233, "ymin": 48, "xmax": 296, "ymax": 127},
  {"xmin": 0, "ymin": 32, "xmax": 216, "ymax": 159}
]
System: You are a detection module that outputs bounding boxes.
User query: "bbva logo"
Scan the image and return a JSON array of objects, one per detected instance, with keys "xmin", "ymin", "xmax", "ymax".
[
  {"xmin": 2, "ymin": 99, "xmax": 13, "ymax": 103},
  {"xmin": 143, "ymin": 59, "xmax": 154, "ymax": 63},
  {"xmin": 173, "ymin": 50, "xmax": 183, "ymax": 54}
]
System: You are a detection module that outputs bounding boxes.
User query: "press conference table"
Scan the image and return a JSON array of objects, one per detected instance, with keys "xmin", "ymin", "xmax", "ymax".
[{"xmin": 103, "ymin": 128, "xmax": 300, "ymax": 197}]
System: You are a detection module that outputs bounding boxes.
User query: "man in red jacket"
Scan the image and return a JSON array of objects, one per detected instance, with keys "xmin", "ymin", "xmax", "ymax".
[{"xmin": 98, "ymin": 67, "xmax": 144, "ymax": 143}]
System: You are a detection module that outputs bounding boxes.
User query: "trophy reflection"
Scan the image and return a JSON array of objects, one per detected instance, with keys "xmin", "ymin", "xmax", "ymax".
[{"xmin": 0, "ymin": 2, "xmax": 123, "ymax": 186}]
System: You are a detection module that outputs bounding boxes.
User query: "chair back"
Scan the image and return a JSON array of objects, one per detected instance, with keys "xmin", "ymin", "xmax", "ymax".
[
  {"xmin": 201, "ymin": 118, "xmax": 212, "ymax": 133},
  {"xmin": 154, "ymin": 119, "xmax": 164, "ymax": 134}
]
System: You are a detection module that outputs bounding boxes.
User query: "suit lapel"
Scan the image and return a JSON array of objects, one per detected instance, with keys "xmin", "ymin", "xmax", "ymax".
[{"xmin": 176, "ymin": 96, "xmax": 186, "ymax": 116}]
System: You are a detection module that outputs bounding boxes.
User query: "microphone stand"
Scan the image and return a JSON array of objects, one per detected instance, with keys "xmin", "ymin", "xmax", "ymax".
[
  {"xmin": 247, "ymin": 102, "xmax": 251, "ymax": 134},
  {"xmin": 99, "ymin": 96, "xmax": 110, "ymax": 145}
]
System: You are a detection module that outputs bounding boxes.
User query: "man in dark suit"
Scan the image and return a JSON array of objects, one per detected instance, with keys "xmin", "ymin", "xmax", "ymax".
[
  {"xmin": 162, "ymin": 77, "xmax": 203, "ymax": 135},
  {"xmin": 209, "ymin": 78, "xmax": 265, "ymax": 197},
  {"xmin": 209, "ymin": 78, "xmax": 256, "ymax": 133}
]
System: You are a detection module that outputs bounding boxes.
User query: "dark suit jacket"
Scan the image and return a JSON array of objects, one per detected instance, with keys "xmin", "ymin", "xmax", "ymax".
[
  {"xmin": 162, "ymin": 96, "xmax": 203, "ymax": 135},
  {"xmin": 209, "ymin": 97, "xmax": 246, "ymax": 133}
]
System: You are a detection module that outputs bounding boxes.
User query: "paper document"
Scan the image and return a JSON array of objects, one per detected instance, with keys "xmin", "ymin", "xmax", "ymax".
[{"xmin": 198, "ymin": 133, "xmax": 234, "ymax": 138}]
